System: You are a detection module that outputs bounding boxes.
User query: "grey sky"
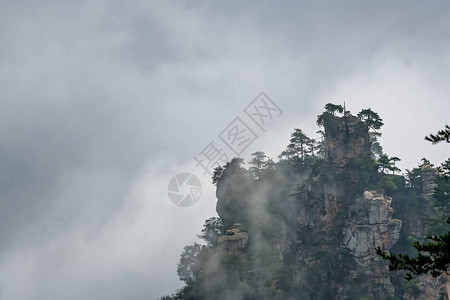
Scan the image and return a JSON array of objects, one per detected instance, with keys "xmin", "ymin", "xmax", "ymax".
[{"xmin": 0, "ymin": 1, "xmax": 449, "ymax": 299}]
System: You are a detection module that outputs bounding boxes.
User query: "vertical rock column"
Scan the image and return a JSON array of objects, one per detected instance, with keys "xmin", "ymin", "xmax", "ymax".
[{"xmin": 343, "ymin": 191, "xmax": 402, "ymax": 298}]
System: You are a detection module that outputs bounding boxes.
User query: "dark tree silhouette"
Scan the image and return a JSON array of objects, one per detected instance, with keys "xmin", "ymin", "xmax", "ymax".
[
  {"xmin": 316, "ymin": 112, "xmax": 328, "ymax": 127},
  {"xmin": 377, "ymin": 154, "xmax": 391, "ymax": 173},
  {"xmin": 289, "ymin": 128, "xmax": 311, "ymax": 162},
  {"xmin": 212, "ymin": 157, "xmax": 245, "ymax": 185},
  {"xmin": 324, "ymin": 103, "xmax": 344, "ymax": 116},
  {"xmin": 357, "ymin": 108, "xmax": 384, "ymax": 131},
  {"xmin": 420, "ymin": 157, "xmax": 434, "ymax": 167},
  {"xmin": 212, "ymin": 166, "xmax": 224, "ymax": 185},
  {"xmin": 279, "ymin": 144, "xmax": 296, "ymax": 160},
  {"xmin": 198, "ymin": 217, "xmax": 224, "ymax": 247},
  {"xmin": 425, "ymin": 125, "xmax": 450, "ymax": 144},
  {"xmin": 389, "ymin": 156, "xmax": 401, "ymax": 174},
  {"xmin": 249, "ymin": 151, "xmax": 267, "ymax": 179},
  {"xmin": 177, "ymin": 243, "xmax": 202, "ymax": 284}
]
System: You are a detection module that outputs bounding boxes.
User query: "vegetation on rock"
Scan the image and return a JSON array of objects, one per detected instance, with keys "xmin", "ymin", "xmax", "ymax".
[{"xmin": 160, "ymin": 104, "xmax": 449, "ymax": 300}]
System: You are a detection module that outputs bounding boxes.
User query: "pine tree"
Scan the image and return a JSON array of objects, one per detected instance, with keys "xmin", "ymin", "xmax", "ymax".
[
  {"xmin": 425, "ymin": 125, "xmax": 450, "ymax": 144},
  {"xmin": 249, "ymin": 151, "xmax": 267, "ymax": 179},
  {"xmin": 289, "ymin": 128, "xmax": 311, "ymax": 162},
  {"xmin": 357, "ymin": 108, "xmax": 384, "ymax": 131},
  {"xmin": 324, "ymin": 103, "xmax": 344, "ymax": 116}
]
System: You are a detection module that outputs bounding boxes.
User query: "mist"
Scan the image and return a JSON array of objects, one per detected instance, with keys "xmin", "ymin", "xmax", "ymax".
[{"xmin": 0, "ymin": 1, "xmax": 449, "ymax": 299}]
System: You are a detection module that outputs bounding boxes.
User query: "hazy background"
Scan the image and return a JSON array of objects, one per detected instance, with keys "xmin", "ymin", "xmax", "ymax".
[{"xmin": 0, "ymin": 1, "xmax": 449, "ymax": 299}]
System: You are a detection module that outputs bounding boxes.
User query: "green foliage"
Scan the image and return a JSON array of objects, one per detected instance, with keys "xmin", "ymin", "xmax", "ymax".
[
  {"xmin": 198, "ymin": 217, "xmax": 224, "ymax": 247},
  {"xmin": 420, "ymin": 157, "xmax": 434, "ymax": 167},
  {"xmin": 407, "ymin": 235, "xmax": 419, "ymax": 245},
  {"xmin": 248, "ymin": 151, "xmax": 267, "ymax": 179},
  {"xmin": 357, "ymin": 108, "xmax": 384, "ymax": 131},
  {"xmin": 403, "ymin": 278, "xmax": 421, "ymax": 296},
  {"xmin": 370, "ymin": 131, "xmax": 383, "ymax": 159},
  {"xmin": 248, "ymin": 151, "xmax": 276, "ymax": 179},
  {"xmin": 379, "ymin": 154, "xmax": 450, "ymax": 284},
  {"xmin": 425, "ymin": 125, "xmax": 450, "ymax": 144},
  {"xmin": 177, "ymin": 243, "xmax": 203, "ymax": 284},
  {"xmin": 427, "ymin": 159, "xmax": 450, "ymax": 236},
  {"xmin": 212, "ymin": 157, "xmax": 247, "ymax": 185},
  {"xmin": 377, "ymin": 154, "xmax": 391, "ymax": 173},
  {"xmin": 317, "ymin": 111, "xmax": 340, "ymax": 137},
  {"xmin": 278, "ymin": 128, "xmax": 324, "ymax": 172},
  {"xmin": 212, "ymin": 165, "xmax": 224, "ymax": 185},
  {"xmin": 390, "ymin": 156, "xmax": 401, "ymax": 174},
  {"xmin": 377, "ymin": 154, "xmax": 401, "ymax": 174},
  {"xmin": 382, "ymin": 175, "xmax": 398, "ymax": 192},
  {"xmin": 343, "ymin": 156, "xmax": 380, "ymax": 199},
  {"xmin": 324, "ymin": 103, "xmax": 344, "ymax": 115},
  {"xmin": 405, "ymin": 166, "xmax": 423, "ymax": 191},
  {"xmin": 376, "ymin": 218, "xmax": 450, "ymax": 280},
  {"xmin": 171, "ymin": 106, "xmax": 449, "ymax": 299}
]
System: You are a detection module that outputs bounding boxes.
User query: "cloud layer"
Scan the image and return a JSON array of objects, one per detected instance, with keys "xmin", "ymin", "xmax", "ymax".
[{"xmin": 0, "ymin": 1, "xmax": 449, "ymax": 299}]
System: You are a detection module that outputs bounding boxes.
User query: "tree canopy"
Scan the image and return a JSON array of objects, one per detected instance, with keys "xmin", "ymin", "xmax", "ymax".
[
  {"xmin": 425, "ymin": 125, "xmax": 450, "ymax": 144},
  {"xmin": 377, "ymin": 133, "xmax": 450, "ymax": 281},
  {"xmin": 376, "ymin": 219, "xmax": 450, "ymax": 280},
  {"xmin": 357, "ymin": 108, "xmax": 384, "ymax": 131},
  {"xmin": 324, "ymin": 103, "xmax": 344, "ymax": 116}
]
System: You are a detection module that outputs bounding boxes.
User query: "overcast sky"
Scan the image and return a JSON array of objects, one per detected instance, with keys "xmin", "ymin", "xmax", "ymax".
[{"xmin": 1, "ymin": 1, "xmax": 449, "ymax": 299}]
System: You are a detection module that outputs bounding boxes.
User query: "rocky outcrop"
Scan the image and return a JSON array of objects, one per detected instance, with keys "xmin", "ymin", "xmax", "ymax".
[
  {"xmin": 343, "ymin": 191, "xmax": 402, "ymax": 298},
  {"xmin": 422, "ymin": 164, "xmax": 437, "ymax": 200},
  {"xmin": 447, "ymin": 275, "xmax": 450, "ymax": 300},
  {"xmin": 212, "ymin": 114, "xmax": 444, "ymax": 299},
  {"xmin": 344, "ymin": 191, "xmax": 402, "ymax": 254},
  {"xmin": 324, "ymin": 115, "xmax": 370, "ymax": 168},
  {"xmin": 399, "ymin": 165, "xmax": 447, "ymax": 300},
  {"xmin": 403, "ymin": 275, "xmax": 447, "ymax": 300},
  {"xmin": 218, "ymin": 223, "xmax": 248, "ymax": 253},
  {"xmin": 167, "ymin": 108, "xmax": 450, "ymax": 300},
  {"xmin": 216, "ymin": 166, "xmax": 252, "ymax": 226},
  {"xmin": 397, "ymin": 164, "xmax": 438, "ymax": 239},
  {"xmin": 323, "ymin": 182, "xmax": 339, "ymax": 227}
]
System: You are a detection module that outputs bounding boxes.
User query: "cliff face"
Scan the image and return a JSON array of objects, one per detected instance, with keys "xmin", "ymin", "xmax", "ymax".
[
  {"xmin": 218, "ymin": 223, "xmax": 248, "ymax": 253},
  {"xmin": 210, "ymin": 114, "xmax": 445, "ymax": 299},
  {"xmin": 400, "ymin": 165, "xmax": 448, "ymax": 300},
  {"xmin": 213, "ymin": 115, "xmax": 405, "ymax": 299},
  {"xmin": 324, "ymin": 114, "xmax": 370, "ymax": 168},
  {"xmin": 403, "ymin": 275, "xmax": 447, "ymax": 300},
  {"xmin": 308, "ymin": 115, "xmax": 401, "ymax": 298},
  {"xmin": 344, "ymin": 191, "xmax": 401, "ymax": 256},
  {"xmin": 422, "ymin": 164, "xmax": 438, "ymax": 200},
  {"xmin": 344, "ymin": 191, "xmax": 402, "ymax": 297},
  {"xmin": 167, "ymin": 108, "xmax": 450, "ymax": 300}
]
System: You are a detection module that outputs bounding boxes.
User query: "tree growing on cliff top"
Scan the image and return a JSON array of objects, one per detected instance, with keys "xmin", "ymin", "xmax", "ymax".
[
  {"xmin": 317, "ymin": 103, "xmax": 343, "ymax": 127},
  {"xmin": 324, "ymin": 103, "xmax": 344, "ymax": 116},
  {"xmin": 212, "ymin": 157, "xmax": 245, "ymax": 185},
  {"xmin": 357, "ymin": 108, "xmax": 384, "ymax": 131},
  {"xmin": 249, "ymin": 151, "xmax": 267, "ymax": 179}
]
